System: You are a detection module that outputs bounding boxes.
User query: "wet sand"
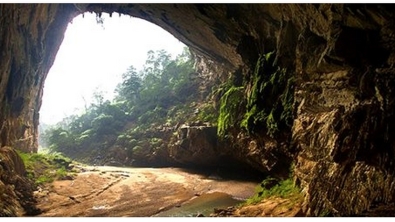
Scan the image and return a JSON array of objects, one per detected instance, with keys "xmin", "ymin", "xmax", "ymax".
[{"xmin": 34, "ymin": 165, "xmax": 259, "ymax": 217}]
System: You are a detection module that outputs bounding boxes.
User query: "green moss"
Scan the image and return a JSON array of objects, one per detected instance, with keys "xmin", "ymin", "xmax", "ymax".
[
  {"xmin": 241, "ymin": 51, "xmax": 295, "ymax": 137},
  {"xmin": 241, "ymin": 164, "xmax": 302, "ymax": 207},
  {"xmin": 242, "ymin": 177, "xmax": 302, "ymax": 206},
  {"xmin": 214, "ymin": 51, "xmax": 295, "ymax": 138},
  {"xmin": 195, "ymin": 103, "xmax": 218, "ymax": 124},
  {"xmin": 56, "ymin": 167, "xmax": 68, "ymax": 178},
  {"xmin": 217, "ymin": 86, "xmax": 244, "ymax": 137},
  {"xmin": 266, "ymin": 111, "xmax": 278, "ymax": 136},
  {"xmin": 35, "ymin": 175, "xmax": 54, "ymax": 185},
  {"xmin": 17, "ymin": 151, "xmax": 73, "ymax": 186}
]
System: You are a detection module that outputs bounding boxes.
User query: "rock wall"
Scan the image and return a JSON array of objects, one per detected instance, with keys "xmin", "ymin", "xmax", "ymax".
[
  {"xmin": 1, "ymin": 3, "xmax": 395, "ymax": 216},
  {"xmin": 287, "ymin": 5, "xmax": 395, "ymax": 216},
  {"xmin": 170, "ymin": 125, "xmax": 219, "ymax": 166},
  {"xmin": 0, "ymin": 147, "xmax": 39, "ymax": 216},
  {"xmin": 0, "ymin": 4, "xmax": 78, "ymax": 216},
  {"xmin": 0, "ymin": 4, "xmax": 77, "ymax": 152}
]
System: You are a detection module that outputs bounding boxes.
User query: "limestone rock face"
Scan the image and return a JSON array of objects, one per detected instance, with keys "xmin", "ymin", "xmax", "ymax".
[
  {"xmin": 170, "ymin": 125, "xmax": 219, "ymax": 166},
  {"xmin": 1, "ymin": 3, "xmax": 395, "ymax": 216},
  {"xmin": 288, "ymin": 6, "xmax": 395, "ymax": 216},
  {"xmin": 0, "ymin": 4, "xmax": 77, "ymax": 152},
  {"xmin": 292, "ymin": 56, "xmax": 395, "ymax": 215}
]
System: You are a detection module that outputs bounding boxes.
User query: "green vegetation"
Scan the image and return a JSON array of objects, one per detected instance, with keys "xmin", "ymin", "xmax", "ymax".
[
  {"xmin": 217, "ymin": 86, "xmax": 244, "ymax": 137},
  {"xmin": 241, "ymin": 51, "xmax": 295, "ymax": 137},
  {"xmin": 242, "ymin": 177, "xmax": 302, "ymax": 206},
  {"xmin": 40, "ymin": 48, "xmax": 295, "ymax": 166},
  {"xmin": 241, "ymin": 164, "xmax": 302, "ymax": 207},
  {"xmin": 215, "ymin": 51, "xmax": 295, "ymax": 139},
  {"xmin": 195, "ymin": 103, "xmax": 218, "ymax": 124},
  {"xmin": 41, "ymin": 47, "xmax": 202, "ymax": 165},
  {"xmin": 17, "ymin": 151, "xmax": 74, "ymax": 186}
]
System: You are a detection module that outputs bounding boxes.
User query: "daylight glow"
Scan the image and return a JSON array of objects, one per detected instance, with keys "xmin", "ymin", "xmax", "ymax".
[{"xmin": 40, "ymin": 13, "xmax": 186, "ymax": 125}]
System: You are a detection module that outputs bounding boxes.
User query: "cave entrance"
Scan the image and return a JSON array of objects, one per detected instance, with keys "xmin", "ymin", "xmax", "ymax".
[
  {"xmin": 36, "ymin": 9, "xmax": 263, "ymax": 181},
  {"xmin": 38, "ymin": 12, "xmax": 187, "ymax": 160},
  {"xmin": 40, "ymin": 12, "xmax": 185, "ymax": 127}
]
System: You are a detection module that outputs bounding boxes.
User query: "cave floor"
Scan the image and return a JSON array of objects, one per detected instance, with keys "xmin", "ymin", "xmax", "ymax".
[{"xmin": 34, "ymin": 165, "xmax": 260, "ymax": 217}]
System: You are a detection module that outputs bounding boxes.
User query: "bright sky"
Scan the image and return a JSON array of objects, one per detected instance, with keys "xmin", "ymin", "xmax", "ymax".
[{"xmin": 40, "ymin": 12, "xmax": 186, "ymax": 125}]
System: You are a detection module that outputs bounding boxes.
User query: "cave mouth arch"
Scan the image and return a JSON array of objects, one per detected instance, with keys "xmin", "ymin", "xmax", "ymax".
[
  {"xmin": 38, "ymin": 11, "xmax": 191, "ymax": 163},
  {"xmin": 2, "ymin": 4, "xmax": 243, "ymax": 153},
  {"xmin": 39, "ymin": 12, "xmax": 186, "ymax": 127},
  {"xmin": 2, "ymin": 4, "xmax": 395, "ymax": 217},
  {"xmin": 37, "ymin": 10, "xmax": 263, "ymax": 179}
]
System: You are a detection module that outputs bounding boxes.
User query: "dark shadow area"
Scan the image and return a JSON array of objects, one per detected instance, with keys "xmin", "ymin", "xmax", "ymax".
[
  {"xmin": 178, "ymin": 165, "xmax": 264, "ymax": 183},
  {"xmin": 334, "ymin": 26, "xmax": 389, "ymax": 67},
  {"xmin": 352, "ymin": 202, "xmax": 395, "ymax": 217}
]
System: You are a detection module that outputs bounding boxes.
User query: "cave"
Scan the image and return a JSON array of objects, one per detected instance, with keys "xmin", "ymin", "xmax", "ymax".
[{"xmin": 1, "ymin": 3, "xmax": 395, "ymax": 216}]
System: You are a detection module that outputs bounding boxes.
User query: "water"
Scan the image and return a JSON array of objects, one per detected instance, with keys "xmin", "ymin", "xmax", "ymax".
[{"xmin": 154, "ymin": 192, "xmax": 243, "ymax": 217}]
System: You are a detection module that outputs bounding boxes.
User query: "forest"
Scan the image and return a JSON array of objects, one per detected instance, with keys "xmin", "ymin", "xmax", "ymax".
[{"xmin": 39, "ymin": 47, "xmax": 211, "ymax": 166}]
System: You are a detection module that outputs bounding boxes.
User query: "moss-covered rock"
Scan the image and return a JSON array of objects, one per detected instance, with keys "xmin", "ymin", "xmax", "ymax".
[{"xmin": 0, "ymin": 147, "xmax": 40, "ymax": 216}]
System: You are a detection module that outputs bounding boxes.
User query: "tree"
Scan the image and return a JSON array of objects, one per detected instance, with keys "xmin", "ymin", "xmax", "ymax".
[
  {"xmin": 115, "ymin": 66, "xmax": 142, "ymax": 104},
  {"xmin": 44, "ymin": 127, "xmax": 75, "ymax": 153},
  {"xmin": 143, "ymin": 49, "xmax": 171, "ymax": 78},
  {"xmin": 43, "ymin": 47, "xmax": 200, "ymax": 165}
]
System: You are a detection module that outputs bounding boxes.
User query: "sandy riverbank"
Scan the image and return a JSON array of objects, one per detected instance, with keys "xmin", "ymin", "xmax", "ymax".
[{"xmin": 34, "ymin": 165, "xmax": 258, "ymax": 217}]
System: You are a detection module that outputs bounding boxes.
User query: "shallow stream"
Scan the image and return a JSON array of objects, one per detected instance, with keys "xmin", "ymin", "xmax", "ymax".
[{"xmin": 154, "ymin": 192, "xmax": 243, "ymax": 217}]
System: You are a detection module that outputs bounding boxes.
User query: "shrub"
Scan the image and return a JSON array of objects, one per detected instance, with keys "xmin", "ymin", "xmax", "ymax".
[
  {"xmin": 243, "ymin": 177, "xmax": 301, "ymax": 205},
  {"xmin": 17, "ymin": 151, "xmax": 73, "ymax": 186}
]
